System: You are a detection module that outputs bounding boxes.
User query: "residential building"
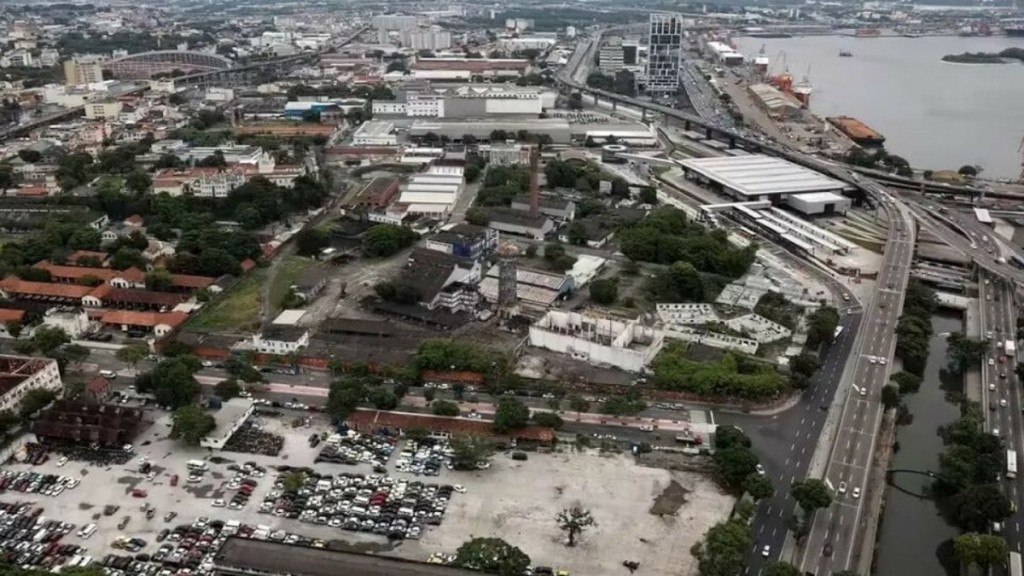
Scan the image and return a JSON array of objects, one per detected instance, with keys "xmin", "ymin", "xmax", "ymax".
[
  {"xmin": 0, "ymin": 356, "xmax": 61, "ymax": 414},
  {"xmin": 63, "ymin": 56, "xmax": 105, "ymax": 86},
  {"xmin": 401, "ymin": 29, "xmax": 452, "ymax": 51},
  {"xmin": 84, "ymin": 100, "xmax": 123, "ymax": 120},
  {"xmin": 84, "ymin": 376, "xmax": 111, "ymax": 403},
  {"xmin": 372, "ymin": 14, "xmax": 420, "ymax": 30},
  {"xmin": 646, "ymin": 13, "xmax": 684, "ymax": 95},
  {"xmin": 253, "ymin": 326, "xmax": 310, "ymax": 355}
]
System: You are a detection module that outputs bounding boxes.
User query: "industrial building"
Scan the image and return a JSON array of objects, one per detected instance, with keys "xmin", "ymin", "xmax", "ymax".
[
  {"xmin": 200, "ymin": 399, "xmax": 256, "ymax": 450},
  {"xmin": 747, "ymin": 83, "xmax": 802, "ymax": 120},
  {"xmin": 479, "ymin": 265, "xmax": 573, "ymax": 309},
  {"xmin": 681, "ymin": 155, "xmax": 850, "ymax": 202},
  {"xmin": 372, "ymin": 83, "xmax": 547, "ymax": 118},
  {"xmin": 785, "ymin": 192, "xmax": 852, "ymax": 216},
  {"xmin": 645, "ymin": 13, "xmax": 684, "ymax": 94},
  {"xmin": 528, "ymin": 311, "xmax": 665, "ymax": 372},
  {"xmin": 408, "ymin": 117, "xmax": 654, "ymax": 146},
  {"xmin": 485, "ymin": 208, "xmax": 553, "ymax": 240},
  {"xmin": 704, "ymin": 41, "xmax": 744, "ymax": 66},
  {"xmin": 397, "ymin": 167, "xmax": 465, "ymax": 218},
  {"xmin": 425, "ymin": 224, "xmax": 499, "ymax": 259},
  {"xmin": 409, "ymin": 57, "xmax": 530, "ymax": 80},
  {"xmin": 352, "ymin": 121, "xmax": 397, "ymax": 146},
  {"xmin": 282, "ymin": 101, "xmax": 340, "ymax": 119}
]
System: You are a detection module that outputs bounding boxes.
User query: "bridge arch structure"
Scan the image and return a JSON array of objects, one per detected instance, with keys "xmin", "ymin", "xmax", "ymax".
[{"xmin": 103, "ymin": 50, "xmax": 234, "ymax": 80}]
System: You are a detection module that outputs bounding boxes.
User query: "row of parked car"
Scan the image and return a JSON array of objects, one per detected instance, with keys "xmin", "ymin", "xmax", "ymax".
[
  {"xmin": 313, "ymin": 432, "xmax": 396, "ymax": 468},
  {"xmin": 0, "ymin": 470, "xmax": 80, "ymax": 496},
  {"xmin": 257, "ymin": 470, "xmax": 458, "ymax": 540},
  {"xmin": 0, "ymin": 501, "xmax": 86, "ymax": 571}
]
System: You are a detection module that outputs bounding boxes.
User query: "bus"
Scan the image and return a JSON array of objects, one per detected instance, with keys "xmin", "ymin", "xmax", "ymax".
[
  {"xmin": 1008, "ymin": 450, "xmax": 1018, "ymax": 479},
  {"xmin": 1010, "ymin": 551, "xmax": 1022, "ymax": 576},
  {"xmin": 833, "ymin": 326, "xmax": 844, "ymax": 342}
]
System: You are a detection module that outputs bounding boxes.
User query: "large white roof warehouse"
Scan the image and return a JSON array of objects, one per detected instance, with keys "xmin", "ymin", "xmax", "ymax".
[{"xmin": 680, "ymin": 155, "xmax": 851, "ymax": 200}]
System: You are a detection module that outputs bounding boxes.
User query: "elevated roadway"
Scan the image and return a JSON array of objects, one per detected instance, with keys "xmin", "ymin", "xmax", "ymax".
[{"xmin": 799, "ymin": 190, "xmax": 916, "ymax": 574}]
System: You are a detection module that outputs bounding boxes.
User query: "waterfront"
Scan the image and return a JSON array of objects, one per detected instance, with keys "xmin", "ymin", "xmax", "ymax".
[
  {"xmin": 873, "ymin": 314, "xmax": 963, "ymax": 576},
  {"xmin": 733, "ymin": 35, "xmax": 1024, "ymax": 179}
]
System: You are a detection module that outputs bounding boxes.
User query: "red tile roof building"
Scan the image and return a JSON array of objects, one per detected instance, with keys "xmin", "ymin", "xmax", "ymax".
[{"xmin": 345, "ymin": 409, "xmax": 554, "ymax": 443}]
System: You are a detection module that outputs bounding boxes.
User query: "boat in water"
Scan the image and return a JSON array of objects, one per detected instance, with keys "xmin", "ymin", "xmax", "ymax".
[
  {"xmin": 855, "ymin": 28, "xmax": 881, "ymax": 37},
  {"xmin": 901, "ymin": 32, "xmax": 922, "ymax": 38},
  {"xmin": 1007, "ymin": 26, "xmax": 1024, "ymax": 37},
  {"xmin": 827, "ymin": 115, "xmax": 885, "ymax": 146},
  {"xmin": 839, "ymin": 49, "xmax": 853, "ymax": 57},
  {"xmin": 792, "ymin": 76, "xmax": 813, "ymax": 105}
]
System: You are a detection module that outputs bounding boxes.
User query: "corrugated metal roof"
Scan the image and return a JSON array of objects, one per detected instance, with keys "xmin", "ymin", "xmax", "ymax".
[
  {"xmin": 397, "ymin": 192, "xmax": 456, "ymax": 205},
  {"xmin": 682, "ymin": 155, "xmax": 847, "ymax": 197}
]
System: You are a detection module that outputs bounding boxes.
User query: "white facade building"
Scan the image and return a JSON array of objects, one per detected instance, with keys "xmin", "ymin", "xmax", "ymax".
[
  {"xmin": 528, "ymin": 311, "xmax": 665, "ymax": 373},
  {"xmin": 0, "ymin": 356, "xmax": 62, "ymax": 415},
  {"xmin": 199, "ymin": 399, "xmax": 256, "ymax": 450},
  {"xmin": 252, "ymin": 326, "xmax": 310, "ymax": 355},
  {"xmin": 353, "ymin": 121, "xmax": 398, "ymax": 146},
  {"xmin": 402, "ymin": 29, "xmax": 452, "ymax": 50}
]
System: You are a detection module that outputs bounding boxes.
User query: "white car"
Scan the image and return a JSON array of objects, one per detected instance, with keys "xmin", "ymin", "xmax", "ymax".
[
  {"xmin": 638, "ymin": 425, "xmax": 654, "ymax": 432},
  {"xmin": 755, "ymin": 464, "xmax": 765, "ymax": 475},
  {"xmin": 852, "ymin": 487, "xmax": 861, "ymax": 499},
  {"xmin": 994, "ymin": 428, "xmax": 1001, "ymax": 436},
  {"xmin": 187, "ymin": 475, "xmax": 202, "ymax": 483},
  {"xmin": 147, "ymin": 471, "xmax": 157, "ymax": 481},
  {"xmin": 56, "ymin": 456, "xmax": 68, "ymax": 468},
  {"xmin": 990, "ymin": 383, "xmax": 997, "ymax": 391},
  {"xmin": 211, "ymin": 499, "xmax": 226, "ymax": 508},
  {"xmin": 859, "ymin": 387, "xmax": 867, "ymax": 397},
  {"xmin": 201, "ymin": 361, "xmax": 214, "ymax": 368},
  {"xmin": 989, "ymin": 358, "xmax": 996, "ymax": 366},
  {"xmin": 453, "ymin": 485, "xmax": 467, "ymax": 493},
  {"xmin": 1001, "ymin": 399, "xmax": 1009, "ymax": 407},
  {"xmin": 838, "ymin": 482, "xmax": 847, "ymax": 494},
  {"xmin": 761, "ymin": 545, "xmax": 770, "ymax": 558},
  {"xmin": 869, "ymin": 357, "xmax": 878, "ymax": 365},
  {"xmin": 878, "ymin": 358, "xmax": 887, "ymax": 365}
]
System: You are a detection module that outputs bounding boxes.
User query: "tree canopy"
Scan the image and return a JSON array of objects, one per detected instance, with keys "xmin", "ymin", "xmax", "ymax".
[
  {"xmin": 653, "ymin": 344, "xmax": 788, "ymax": 399},
  {"xmin": 134, "ymin": 357, "xmax": 201, "ymax": 409},
  {"xmin": 170, "ymin": 405, "xmax": 216, "ymax": 445},
  {"xmin": 806, "ymin": 306, "xmax": 840, "ymax": 349},
  {"xmin": 493, "ymin": 397, "xmax": 530, "ymax": 434},
  {"xmin": 455, "ymin": 538, "xmax": 531, "ymax": 576},
  {"xmin": 790, "ymin": 478, "xmax": 832, "ymax": 513}
]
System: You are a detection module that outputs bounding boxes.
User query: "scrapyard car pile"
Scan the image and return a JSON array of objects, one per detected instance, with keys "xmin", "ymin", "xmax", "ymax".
[
  {"xmin": 221, "ymin": 422, "xmax": 284, "ymax": 456},
  {"xmin": 314, "ymin": 432, "xmax": 396, "ymax": 467},
  {"xmin": 0, "ymin": 502, "xmax": 82, "ymax": 571},
  {"xmin": 259, "ymin": 471, "xmax": 456, "ymax": 540}
]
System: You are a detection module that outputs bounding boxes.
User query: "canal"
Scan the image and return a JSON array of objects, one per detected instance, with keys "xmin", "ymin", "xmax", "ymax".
[{"xmin": 875, "ymin": 313, "xmax": 964, "ymax": 576}]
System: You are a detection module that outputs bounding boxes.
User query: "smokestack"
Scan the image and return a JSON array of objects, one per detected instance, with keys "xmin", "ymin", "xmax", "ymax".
[{"xmin": 529, "ymin": 145, "xmax": 540, "ymax": 218}]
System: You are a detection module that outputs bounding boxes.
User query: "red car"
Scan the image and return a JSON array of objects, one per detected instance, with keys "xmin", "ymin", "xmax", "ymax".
[
  {"xmin": 131, "ymin": 489, "xmax": 147, "ymax": 498},
  {"xmin": 170, "ymin": 475, "xmax": 179, "ymax": 487}
]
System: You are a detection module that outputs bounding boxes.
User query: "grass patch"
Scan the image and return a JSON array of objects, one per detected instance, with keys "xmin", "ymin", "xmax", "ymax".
[
  {"xmin": 185, "ymin": 268, "xmax": 268, "ymax": 332},
  {"xmin": 268, "ymin": 256, "xmax": 316, "ymax": 316}
]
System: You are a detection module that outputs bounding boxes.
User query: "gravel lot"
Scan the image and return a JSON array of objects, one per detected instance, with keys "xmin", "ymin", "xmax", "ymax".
[
  {"xmin": 396, "ymin": 449, "xmax": 734, "ymax": 576},
  {"xmin": 7, "ymin": 410, "xmax": 732, "ymax": 576}
]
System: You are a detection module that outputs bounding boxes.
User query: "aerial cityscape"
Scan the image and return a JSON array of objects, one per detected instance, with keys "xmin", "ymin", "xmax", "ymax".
[{"xmin": 0, "ymin": 1, "xmax": 1021, "ymax": 575}]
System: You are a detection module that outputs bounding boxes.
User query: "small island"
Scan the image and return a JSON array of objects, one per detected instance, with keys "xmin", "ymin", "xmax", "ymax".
[{"xmin": 942, "ymin": 47, "xmax": 1024, "ymax": 64}]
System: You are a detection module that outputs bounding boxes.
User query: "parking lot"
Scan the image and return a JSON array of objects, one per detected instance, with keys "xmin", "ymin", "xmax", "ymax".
[
  {"xmin": 3, "ymin": 410, "xmax": 733, "ymax": 576},
  {"xmin": 396, "ymin": 451, "xmax": 734, "ymax": 576}
]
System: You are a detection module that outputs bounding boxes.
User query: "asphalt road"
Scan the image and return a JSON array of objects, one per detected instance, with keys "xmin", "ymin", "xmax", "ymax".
[
  {"xmin": 800, "ymin": 197, "xmax": 916, "ymax": 575},
  {"xmin": 726, "ymin": 307, "xmax": 862, "ymax": 575}
]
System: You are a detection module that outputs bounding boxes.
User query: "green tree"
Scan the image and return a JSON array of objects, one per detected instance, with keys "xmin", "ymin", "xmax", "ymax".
[
  {"xmin": 5, "ymin": 319, "xmax": 22, "ymax": 338},
  {"xmin": 170, "ymin": 405, "xmax": 216, "ymax": 445},
  {"xmin": 116, "ymin": 344, "xmax": 149, "ymax": 373},
  {"xmin": 110, "ymin": 247, "xmax": 145, "ymax": 270},
  {"xmin": 556, "ymin": 505, "xmax": 596, "ymax": 546},
  {"xmin": 713, "ymin": 446, "xmax": 760, "ymax": 492},
  {"xmin": 326, "ymin": 378, "xmax": 366, "ymax": 419},
  {"xmin": 432, "ymin": 400, "xmax": 460, "ymax": 416},
  {"xmin": 450, "ymin": 434, "xmax": 495, "ymax": 470},
  {"xmin": 639, "ymin": 187, "xmax": 658, "ymax": 204},
  {"xmin": 954, "ymin": 532, "xmax": 1008, "ymax": 568},
  {"xmin": 946, "ymin": 332, "xmax": 989, "ymax": 374},
  {"xmin": 889, "ymin": 371, "xmax": 922, "ymax": 394},
  {"xmin": 950, "ymin": 484, "xmax": 1013, "ymax": 533},
  {"xmin": 715, "ymin": 425, "xmax": 752, "ymax": 450},
  {"xmin": 806, "ymin": 306, "xmax": 840, "ymax": 348},
  {"xmin": 31, "ymin": 325, "xmax": 70, "ymax": 355},
  {"xmin": 744, "ymin": 473, "xmax": 775, "ymax": 501},
  {"xmin": 134, "ymin": 357, "xmax": 201, "ymax": 409},
  {"xmin": 691, "ymin": 519, "xmax": 751, "ymax": 576},
  {"xmin": 465, "ymin": 206, "xmax": 489, "ymax": 226},
  {"xmin": 532, "ymin": 411, "xmax": 564, "ymax": 429},
  {"xmin": 958, "ymin": 165, "xmax": 978, "ymax": 178},
  {"xmin": 567, "ymin": 395, "xmax": 590, "ymax": 416},
  {"xmin": 881, "ymin": 384, "xmax": 901, "ymax": 410},
  {"xmin": 762, "ymin": 561, "xmax": 802, "ymax": 576},
  {"xmin": 294, "ymin": 228, "xmax": 329, "ymax": 257},
  {"xmin": 455, "ymin": 537, "xmax": 531, "ymax": 576},
  {"xmin": 362, "ymin": 224, "xmax": 417, "ymax": 257},
  {"xmin": 589, "ymin": 278, "xmax": 618, "ymax": 305},
  {"xmin": 214, "ymin": 378, "xmax": 242, "ymax": 400},
  {"xmin": 452, "ymin": 382, "xmax": 466, "ymax": 400},
  {"xmin": 367, "ymin": 387, "xmax": 398, "ymax": 410},
  {"xmin": 125, "ymin": 170, "xmax": 152, "ymax": 194},
  {"xmin": 790, "ymin": 478, "xmax": 832, "ymax": 513},
  {"xmin": 493, "ymin": 397, "xmax": 530, "ymax": 433},
  {"xmin": 18, "ymin": 388, "xmax": 56, "ymax": 420},
  {"xmin": 423, "ymin": 387, "xmax": 436, "ymax": 402},
  {"xmin": 281, "ymin": 471, "xmax": 307, "ymax": 492}
]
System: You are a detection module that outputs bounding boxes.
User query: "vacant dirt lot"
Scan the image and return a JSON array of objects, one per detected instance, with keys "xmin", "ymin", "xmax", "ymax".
[{"xmin": 397, "ymin": 450, "xmax": 734, "ymax": 576}]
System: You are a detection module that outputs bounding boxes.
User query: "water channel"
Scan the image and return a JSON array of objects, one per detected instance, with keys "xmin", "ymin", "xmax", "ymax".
[{"xmin": 874, "ymin": 313, "xmax": 964, "ymax": 576}]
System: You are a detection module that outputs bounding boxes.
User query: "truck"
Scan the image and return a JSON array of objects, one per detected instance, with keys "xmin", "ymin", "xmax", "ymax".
[{"xmin": 1007, "ymin": 340, "xmax": 1016, "ymax": 357}]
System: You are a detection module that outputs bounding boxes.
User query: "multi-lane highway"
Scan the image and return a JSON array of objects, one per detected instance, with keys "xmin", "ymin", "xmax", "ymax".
[{"xmin": 799, "ymin": 196, "xmax": 916, "ymax": 575}]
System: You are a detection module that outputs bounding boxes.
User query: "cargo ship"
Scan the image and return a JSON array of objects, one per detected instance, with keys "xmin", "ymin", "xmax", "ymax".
[
  {"xmin": 855, "ymin": 28, "xmax": 881, "ymax": 38},
  {"xmin": 768, "ymin": 70, "xmax": 812, "ymax": 106},
  {"xmin": 827, "ymin": 115, "xmax": 886, "ymax": 146},
  {"xmin": 839, "ymin": 49, "xmax": 853, "ymax": 57}
]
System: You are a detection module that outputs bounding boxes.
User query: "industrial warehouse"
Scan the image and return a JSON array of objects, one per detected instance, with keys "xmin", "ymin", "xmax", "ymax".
[{"xmin": 680, "ymin": 155, "xmax": 853, "ymax": 209}]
